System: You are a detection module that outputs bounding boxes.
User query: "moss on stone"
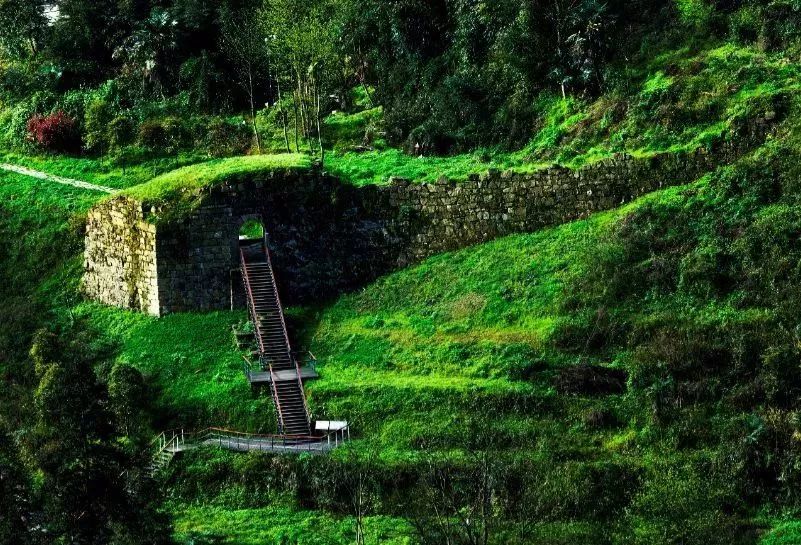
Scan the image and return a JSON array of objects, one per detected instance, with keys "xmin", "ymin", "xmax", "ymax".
[{"xmin": 121, "ymin": 154, "xmax": 312, "ymax": 215}]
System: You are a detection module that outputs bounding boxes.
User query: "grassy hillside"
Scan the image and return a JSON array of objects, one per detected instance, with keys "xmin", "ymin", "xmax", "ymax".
[
  {"xmin": 326, "ymin": 42, "xmax": 796, "ymax": 185},
  {"xmin": 131, "ymin": 137, "xmax": 801, "ymax": 543},
  {"xmin": 4, "ymin": 140, "xmax": 801, "ymax": 545},
  {"xmin": 4, "ymin": 121, "xmax": 801, "ymax": 545},
  {"xmin": 6, "ymin": 9, "xmax": 801, "ymax": 544},
  {"xmin": 0, "ymin": 139, "xmax": 788, "ymax": 543}
]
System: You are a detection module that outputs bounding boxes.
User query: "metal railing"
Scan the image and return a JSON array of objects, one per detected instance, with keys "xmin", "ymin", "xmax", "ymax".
[
  {"xmin": 293, "ymin": 350, "xmax": 318, "ymax": 372},
  {"xmin": 243, "ymin": 352, "xmax": 317, "ymax": 383},
  {"xmin": 153, "ymin": 425, "xmax": 350, "ymax": 457},
  {"xmin": 240, "ymin": 245, "xmax": 286, "ymax": 430},
  {"xmin": 151, "ymin": 428, "xmax": 187, "ymax": 454},
  {"xmin": 260, "ymin": 234, "xmax": 312, "ymax": 434}
]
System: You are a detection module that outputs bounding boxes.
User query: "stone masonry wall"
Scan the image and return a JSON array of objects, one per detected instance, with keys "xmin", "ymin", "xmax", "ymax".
[
  {"xmin": 151, "ymin": 137, "xmax": 755, "ymax": 315},
  {"xmin": 84, "ymin": 126, "xmax": 768, "ymax": 315},
  {"xmin": 83, "ymin": 197, "xmax": 160, "ymax": 315}
]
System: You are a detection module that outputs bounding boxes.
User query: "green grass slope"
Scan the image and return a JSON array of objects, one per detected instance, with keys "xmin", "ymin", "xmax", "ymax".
[
  {"xmin": 122, "ymin": 153, "xmax": 311, "ymax": 203},
  {"xmin": 172, "ymin": 504, "xmax": 412, "ymax": 545},
  {"xmin": 0, "ymin": 150, "xmax": 212, "ymax": 190},
  {"xmin": 6, "ymin": 133, "xmax": 801, "ymax": 542},
  {"xmin": 161, "ymin": 138, "xmax": 801, "ymax": 542},
  {"xmin": 5, "ymin": 33, "xmax": 801, "ymax": 545},
  {"xmin": 4, "ymin": 40, "xmax": 793, "ymax": 194}
]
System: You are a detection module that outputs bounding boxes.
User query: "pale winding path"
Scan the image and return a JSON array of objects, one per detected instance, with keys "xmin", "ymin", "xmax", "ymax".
[{"xmin": 0, "ymin": 163, "xmax": 116, "ymax": 193}]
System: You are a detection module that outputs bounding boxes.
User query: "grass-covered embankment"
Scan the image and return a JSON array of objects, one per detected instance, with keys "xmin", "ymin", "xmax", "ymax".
[{"xmin": 7, "ymin": 131, "xmax": 801, "ymax": 543}]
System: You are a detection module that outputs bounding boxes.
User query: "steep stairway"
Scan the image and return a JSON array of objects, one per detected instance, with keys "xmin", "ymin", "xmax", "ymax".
[{"xmin": 240, "ymin": 238, "xmax": 311, "ymax": 436}]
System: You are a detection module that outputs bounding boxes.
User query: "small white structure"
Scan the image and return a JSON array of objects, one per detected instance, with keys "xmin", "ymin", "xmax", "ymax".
[{"xmin": 316, "ymin": 420, "xmax": 350, "ymax": 446}]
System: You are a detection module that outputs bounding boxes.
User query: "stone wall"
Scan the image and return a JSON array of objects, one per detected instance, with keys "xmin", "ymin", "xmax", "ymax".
[
  {"xmin": 83, "ymin": 129, "xmax": 766, "ymax": 315},
  {"xmin": 83, "ymin": 197, "xmax": 160, "ymax": 315}
]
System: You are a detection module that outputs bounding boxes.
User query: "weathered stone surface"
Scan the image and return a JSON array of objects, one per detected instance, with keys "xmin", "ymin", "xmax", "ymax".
[
  {"xmin": 83, "ymin": 130, "xmax": 764, "ymax": 316},
  {"xmin": 83, "ymin": 196, "xmax": 160, "ymax": 315}
]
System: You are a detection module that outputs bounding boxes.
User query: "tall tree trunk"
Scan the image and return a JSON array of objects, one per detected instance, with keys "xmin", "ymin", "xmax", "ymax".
[
  {"xmin": 248, "ymin": 70, "xmax": 262, "ymax": 154},
  {"xmin": 276, "ymin": 75, "xmax": 290, "ymax": 153},
  {"xmin": 358, "ymin": 47, "xmax": 374, "ymax": 107},
  {"xmin": 315, "ymin": 74, "xmax": 324, "ymax": 164},
  {"xmin": 292, "ymin": 87, "xmax": 300, "ymax": 152},
  {"xmin": 297, "ymin": 73, "xmax": 312, "ymax": 153}
]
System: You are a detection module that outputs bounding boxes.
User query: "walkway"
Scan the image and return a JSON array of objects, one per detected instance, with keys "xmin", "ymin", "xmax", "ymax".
[
  {"xmin": 0, "ymin": 163, "xmax": 116, "ymax": 193},
  {"xmin": 149, "ymin": 426, "xmax": 350, "ymax": 474},
  {"xmin": 174, "ymin": 433, "xmax": 343, "ymax": 455}
]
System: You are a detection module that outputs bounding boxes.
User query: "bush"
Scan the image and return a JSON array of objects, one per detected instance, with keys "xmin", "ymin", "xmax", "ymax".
[
  {"xmin": 108, "ymin": 116, "xmax": 136, "ymax": 149},
  {"xmin": 137, "ymin": 118, "xmax": 169, "ymax": 151},
  {"xmin": 675, "ymin": 0, "xmax": 714, "ymax": 28},
  {"xmin": 138, "ymin": 117, "xmax": 192, "ymax": 153},
  {"xmin": 623, "ymin": 459, "xmax": 755, "ymax": 545},
  {"xmin": 202, "ymin": 118, "xmax": 251, "ymax": 157},
  {"xmin": 83, "ymin": 98, "xmax": 114, "ymax": 153},
  {"xmin": 26, "ymin": 111, "xmax": 81, "ymax": 154},
  {"xmin": 583, "ymin": 407, "xmax": 621, "ymax": 429},
  {"xmin": 0, "ymin": 101, "xmax": 34, "ymax": 148},
  {"xmin": 678, "ymin": 242, "xmax": 733, "ymax": 298}
]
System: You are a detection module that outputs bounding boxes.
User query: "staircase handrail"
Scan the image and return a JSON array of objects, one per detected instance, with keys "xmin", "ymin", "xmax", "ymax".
[
  {"xmin": 292, "ymin": 350, "xmax": 318, "ymax": 371},
  {"xmin": 240, "ymin": 245, "xmax": 286, "ymax": 431},
  {"xmin": 242, "ymin": 355, "xmax": 253, "ymax": 381},
  {"xmin": 151, "ymin": 429, "xmax": 185, "ymax": 456},
  {"xmin": 154, "ymin": 425, "xmax": 349, "ymax": 446},
  {"xmin": 261, "ymin": 234, "xmax": 312, "ymax": 433}
]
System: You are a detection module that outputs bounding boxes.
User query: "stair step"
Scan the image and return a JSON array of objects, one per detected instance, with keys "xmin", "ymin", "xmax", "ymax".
[{"xmin": 243, "ymin": 246, "xmax": 311, "ymax": 432}]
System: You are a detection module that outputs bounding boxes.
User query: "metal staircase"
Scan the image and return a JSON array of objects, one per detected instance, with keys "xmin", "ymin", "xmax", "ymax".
[{"xmin": 240, "ymin": 237, "xmax": 311, "ymax": 436}]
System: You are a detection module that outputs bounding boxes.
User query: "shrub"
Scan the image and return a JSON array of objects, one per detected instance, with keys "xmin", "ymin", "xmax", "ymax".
[
  {"xmin": 202, "ymin": 118, "xmax": 251, "ymax": 157},
  {"xmin": 759, "ymin": 345, "xmax": 801, "ymax": 408},
  {"xmin": 675, "ymin": 0, "xmax": 714, "ymax": 28},
  {"xmin": 138, "ymin": 117, "xmax": 192, "ymax": 153},
  {"xmin": 139, "ymin": 119, "xmax": 168, "ymax": 150},
  {"xmin": 729, "ymin": 5, "xmax": 762, "ymax": 43},
  {"xmin": 552, "ymin": 307, "xmax": 630, "ymax": 353},
  {"xmin": 83, "ymin": 98, "xmax": 114, "ymax": 153},
  {"xmin": 583, "ymin": 408, "xmax": 621, "ymax": 429},
  {"xmin": 0, "ymin": 100, "xmax": 35, "ymax": 148},
  {"xmin": 138, "ymin": 119, "xmax": 169, "ymax": 150},
  {"xmin": 623, "ymin": 459, "xmax": 755, "ymax": 545},
  {"xmin": 678, "ymin": 242, "xmax": 732, "ymax": 298},
  {"xmin": 108, "ymin": 116, "xmax": 136, "ymax": 149},
  {"xmin": 26, "ymin": 111, "xmax": 81, "ymax": 154}
]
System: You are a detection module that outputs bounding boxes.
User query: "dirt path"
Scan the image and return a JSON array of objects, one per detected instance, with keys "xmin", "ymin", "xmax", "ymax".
[{"xmin": 0, "ymin": 163, "xmax": 116, "ymax": 194}]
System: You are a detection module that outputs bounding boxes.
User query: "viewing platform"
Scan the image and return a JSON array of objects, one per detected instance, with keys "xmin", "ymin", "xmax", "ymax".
[{"xmin": 246, "ymin": 365, "xmax": 319, "ymax": 384}]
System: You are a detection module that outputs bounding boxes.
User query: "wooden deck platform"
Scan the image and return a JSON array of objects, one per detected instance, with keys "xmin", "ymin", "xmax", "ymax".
[{"xmin": 247, "ymin": 365, "xmax": 319, "ymax": 384}]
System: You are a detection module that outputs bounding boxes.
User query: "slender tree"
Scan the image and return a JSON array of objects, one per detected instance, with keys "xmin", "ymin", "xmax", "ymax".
[
  {"xmin": 262, "ymin": 0, "xmax": 338, "ymax": 161},
  {"xmin": 220, "ymin": 5, "xmax": 268, "ymax": 154},
  {"xmin": 406, "ymin": 449, "xmax": 501, "ymax": 545}
]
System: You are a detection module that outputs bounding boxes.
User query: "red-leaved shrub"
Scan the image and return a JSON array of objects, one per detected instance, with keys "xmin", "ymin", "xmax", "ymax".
[{"xmin": 26, "ymin": 111, "xmax": 81, "ymax": 153}]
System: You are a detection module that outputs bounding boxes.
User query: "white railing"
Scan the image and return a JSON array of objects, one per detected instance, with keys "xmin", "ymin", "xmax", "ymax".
[{"xmin": 152, "ymin": 424, "xmax": 350, "ymax": 459}]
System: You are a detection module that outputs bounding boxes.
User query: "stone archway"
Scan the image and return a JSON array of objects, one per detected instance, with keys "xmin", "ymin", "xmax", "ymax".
[
  {"xmin": 230, "ymin": 214, "xmax": 267, "ymax": 310},
  {"xmin": 239, "ymin": 215, "xmax": 265, "ymax": 242}
]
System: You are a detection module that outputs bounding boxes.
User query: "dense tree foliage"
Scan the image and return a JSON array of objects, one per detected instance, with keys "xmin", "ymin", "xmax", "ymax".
[
  {"xmin": 28, "ymin": 328, "xmax": 168, "ymax": 544},
  {"xmin": 339, "ymin": 0, "xmax": 664, "ymax": 150},
  {"xmin": 2, "ymin": 0, "xmax": 800, "ymax": 155}
]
